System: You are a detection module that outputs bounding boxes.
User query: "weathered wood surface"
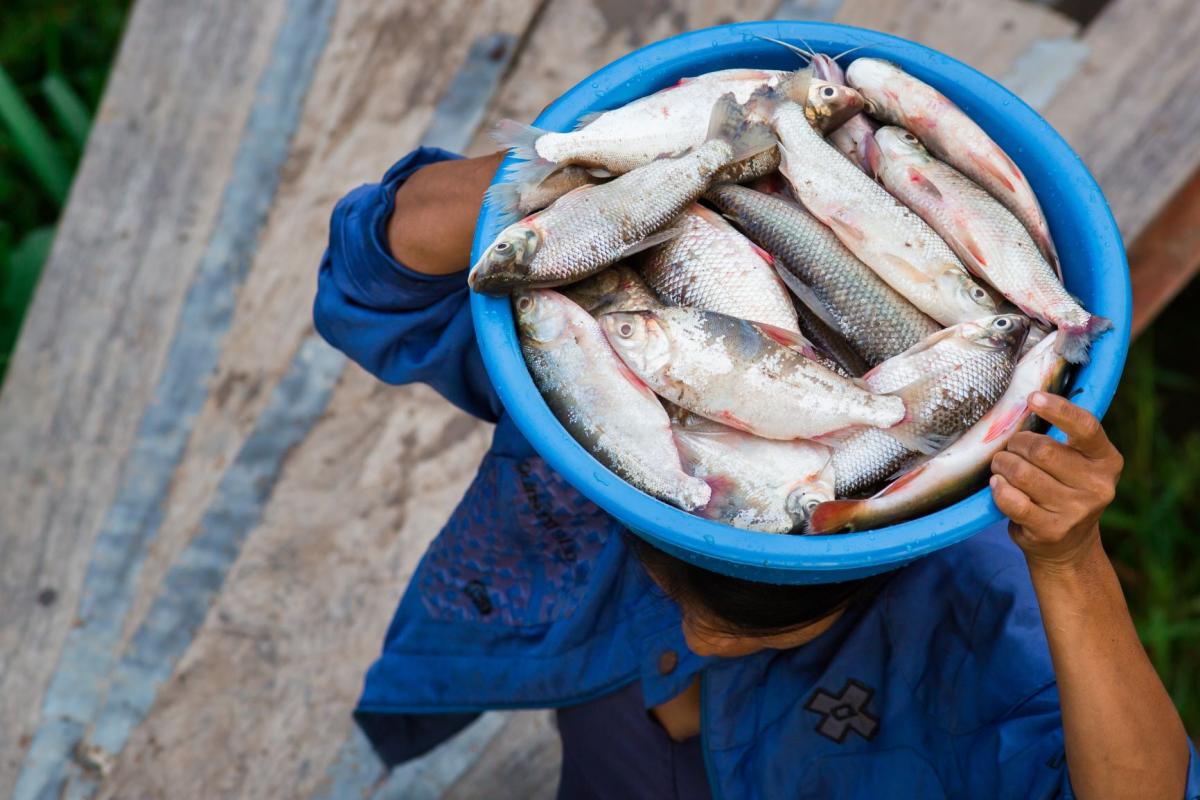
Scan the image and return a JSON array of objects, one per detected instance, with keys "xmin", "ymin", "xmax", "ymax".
[
  {"xmin": 2, "ymin": 0, "xmax": 1199, "ymax": 798},
  {"xmin": 1128, "ymin": 166, "xmax": 1200, "ymax": 337}
]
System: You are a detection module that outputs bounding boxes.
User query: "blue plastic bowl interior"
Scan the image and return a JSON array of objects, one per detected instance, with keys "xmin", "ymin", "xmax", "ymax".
[{"xmin": 469, "ymin": 21, "xmax": 1131, "ymax": 584}]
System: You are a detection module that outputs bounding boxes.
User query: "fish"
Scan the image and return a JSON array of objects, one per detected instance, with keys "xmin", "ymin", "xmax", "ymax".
[
  {"xmin": 846, "ymin": 58, "xmax": 1059, "ymax": 271},
  {"xmin": 516, "ymin": 289, "xmax": 710, "ymax": 510},
  {"xmin": 469, "ymin": 94, "xmax": 775, "ymax": 294},
  {"xmin": 870, "ymin": 126, "xmax": 1111, "ymax": 363},
  {"xmin": 671, "ymin": 413, "xmax": 834, "ymax": 533},
  {"xmin": 561, "ymin": 264, "xmax": 662, "ymax": 316},
  {"xmin": 484, "ymin": 166, "xmax": 602, "ymax": 217},
  {"xmin": 704, "ymin": 183, "xmax": 941, "ymax": 366},
  {"xmin": 830, "ymin": 314, "xmax": 1029, "ymax": 497},
  {"xmin": 810, "ymin": 52, "xmax": 877, "ymax": 173},
  {"xmin": 791, "ymin": 295, "xmax": 870, "ymax": 378},
  {"xmin": 490, "ymin": 68, "xmax": 861, "ymax": 192},
  {"xmin": 751, "ymin": 78, "xmax": 998, "ymax": 326},
  {"xmin": 641, "ymin": 203, "xmax": 800, "ymax": 332},
  {"xmin": 598, "ymin": 306, "xmax": 910, "ymax": 441},
  {"xmin": 810, "ymin": 331, "xmax": 1068, "ymax": 532}
]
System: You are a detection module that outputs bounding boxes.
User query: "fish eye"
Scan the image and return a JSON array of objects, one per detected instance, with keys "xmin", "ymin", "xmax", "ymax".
[
  {"xmin": 971, "ymin": 287, "xmax": 988, "ymax": 300},
  {"xmin": 516, "ymin": 296, "xmax": 534, "ymax": 313},
  {"xmin": 618, "ymin": 322, "xmax": 634, "ymax": 337},
  {"xmin": 495, "ymin": 241, "xmax": 512, "ymax": 253},
  {"xmin": 995, "ymin": 317, "xmax": 1010, "ymax": 328},
  {"xmin": 903, "ymin": 132, "xmax": 918, "ymax": 143},
  {"xmin": 821, "ymin": 86, "xmax": 837, "ymax": 98}
]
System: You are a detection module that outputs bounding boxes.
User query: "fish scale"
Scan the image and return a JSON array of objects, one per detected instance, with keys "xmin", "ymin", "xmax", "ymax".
[
  {"xmin": 642, "ymin": 204, "xmax": 800, "ymax": 332},
  {"xmin": 705, "ymin": 184, "xmax": 939, "ymax": 365}
]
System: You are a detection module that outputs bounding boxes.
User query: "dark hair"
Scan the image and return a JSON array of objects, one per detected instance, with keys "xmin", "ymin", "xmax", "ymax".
[{"xmin": 627, "ymin": 533, "xmax": 893, "ymax": 637}]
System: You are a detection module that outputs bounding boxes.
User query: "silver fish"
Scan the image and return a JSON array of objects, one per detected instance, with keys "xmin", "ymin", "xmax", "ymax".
[
  {"xmin": 830, "ymin": 314, "xmax": 1029, "ymax": 497},
  {"xmin": 561, "ymin": 264, "xmax": 661, "ymax": 316},
  {"xmin": 754, "ymin": 79, "xmax": 998, "ymax": 326},
  {"xmin": 484, "ymin": 166, "xmax": 602, "ymax": 217},
  {"xmin": 811, "ymin": 331, "xmax": 1067, "ymax": 532},
  {"xmin": 516, "ymin": 289, "xmax": 710, "ymax": 510},
  {"xmin": 641, "ymin": 203, "xmax": 800, "ymax": 332},
  {"xmin": 871, "ymin": 127, "xmax": 1110, "ymax": 364},
  {"xmin": 846, "ymin": 58, "xmax": 1059, "ymax": 271},
  {"xmin": 672, "ymin": 415, "xmax": 834, "ymax": 533},
  {"xmin": 810, "ymin": 52, "xmax": 877, "ymax": 173},
  {"xmin": 470, "ymin": 95, "xmax": 775, "ymax": 294},
  {"xmin": 704, "ymin": 184, "xmax": 940, "ymax": 366},
  {"xmin": 599, "ymin": 306, "xmax": 906, "ymax": 441}
]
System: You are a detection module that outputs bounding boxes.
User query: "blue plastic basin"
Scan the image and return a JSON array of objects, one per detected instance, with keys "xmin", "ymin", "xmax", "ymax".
[{"xmin": 469, "ymin": 21, "xmax": 1131, "ymax": 584}]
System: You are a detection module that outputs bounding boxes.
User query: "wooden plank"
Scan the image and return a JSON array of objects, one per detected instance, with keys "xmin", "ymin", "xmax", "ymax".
[
  {"xmin": 1128, "ymin": 166, "xmax": 1200, "ymax": 336},
  {"xmin": 0, "ymin": 1, "xmax": 291, "ymax": 795},
  {"xmin": 1041, "ymin": 0, "xmax": 1200, "ymax": 241}
]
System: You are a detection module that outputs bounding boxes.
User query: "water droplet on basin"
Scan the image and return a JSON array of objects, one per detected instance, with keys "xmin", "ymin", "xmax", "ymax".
[{"xmin": 703, "ymin": 534, "xmax": 715, "ymax": 545}]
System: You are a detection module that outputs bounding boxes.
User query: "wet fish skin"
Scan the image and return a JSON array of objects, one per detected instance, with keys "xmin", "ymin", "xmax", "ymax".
[
  {"xmin": 561, "ymin": 264, "xmax": 661, "ymax": 316},
  {"xmin": 846, "ymin": 57, "xmax": 1059, "ymax": 271},
  {"xmin": 791, "ymin": 296, "xmax": 870, "ymax": 377},
  {"xmin": 810, "ymin": 53, "xmax": 878, "ymax": 173},
  {"xmin": 871, "ymin": 126, "xmax": 1110, "ymax": 364},
  {"xmin": 672, "ymin": 416, "xmax": 834, "ymax": 533},
  {"xmin": 831, "ymin": 314, "xmax": 1029, "ymax": 497},
  {"xmin": 641, "ymin": 203, "xmax": 800, "ymax": 332},
  {"xmin": 811, "ymin": 331, "xmax": 1068, "ymax": 532},
  {"xmin": 485, "ymin": 166, "xmax": 602, "ymax": 217},
  {"xmin": 758, "ymin": 89, "xmax": 997, "ymax": 326},
  {"xmin": 470, "ymin": 95, "xmax": 775, "ymax": 294},
  {"xmin": 516, "ymin": 289, "xmax": 710, "ymax": 510},
  {"xmin": 599, "ymin": 306, "xmax": 906, "ymax": 441},
  {"xmin": 704, "ymin": 183, "xmax": 940, "ymax": 366}
]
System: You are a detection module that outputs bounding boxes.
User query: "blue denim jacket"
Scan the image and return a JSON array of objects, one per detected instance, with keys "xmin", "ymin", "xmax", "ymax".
[{"xmin": 314, "ymin": 148, "xmax": 1200, "ymax": 800}]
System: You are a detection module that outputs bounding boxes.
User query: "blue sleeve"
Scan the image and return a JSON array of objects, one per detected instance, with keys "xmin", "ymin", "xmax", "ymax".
[
  {"xmin": 965, "ymin": 682, "xmax": 1200, "ymax": 799},
  {"xmin": 313, "ymin": 147, "xmax": 503, "ymax": 422}
]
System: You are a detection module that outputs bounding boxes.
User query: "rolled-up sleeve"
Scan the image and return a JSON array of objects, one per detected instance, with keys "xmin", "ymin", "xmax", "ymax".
[{"xmin": 314, "ymin": 147, "xmax": 503, "ymax": 422}]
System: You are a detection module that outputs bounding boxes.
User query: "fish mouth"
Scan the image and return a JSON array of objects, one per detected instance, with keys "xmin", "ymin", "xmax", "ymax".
[{"xmin": 468, "ymin": 263, "xmax": 528, "ymax": 295}]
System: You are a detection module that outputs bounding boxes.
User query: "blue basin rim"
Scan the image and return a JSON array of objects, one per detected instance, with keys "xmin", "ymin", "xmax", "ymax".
[{"xmin": 468, "ymin": 20, "xmax": 1131, "ymax": 584}]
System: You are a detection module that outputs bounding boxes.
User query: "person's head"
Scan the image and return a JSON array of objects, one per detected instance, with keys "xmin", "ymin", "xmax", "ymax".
[{"xmin": 628, "ymin": 534, "xmax": 892, "ymax": 658}]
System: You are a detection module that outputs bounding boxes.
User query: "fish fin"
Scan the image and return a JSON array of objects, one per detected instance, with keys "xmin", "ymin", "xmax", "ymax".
[
  {"xmin": 823, "ymin": 213, "xmax": 867, "ymax": 243},
  {"xmin": 483, "ymin": 181, "xmax": 522, "ymax": 219},
  {"xmin": 707, "ymin": 93, "xmax": 778, "ymax": 162},
  {"xmin": 502, "ymin": 156, "xmax": 560, "ymax": 189},
  {"xmin": 774, "ymin": 268, "xmax": 843, "ymax": 332},
  {"xmin": 752, "ymin": 320, "xmax": 821, "ymax": 359},
  {"xmin": 968, "ymin": 150, "xmax": 1016, "ymax": 193},
  {"xmin": 877, "ymin": 462, "xmax": 929, "ymax": 496},
  {"xmin": 861, "ymin": 129, "xmax": 883, "ymax": 177},
  {"xmin": 810, "ymin": 53, "xmax": 844, "ymax": 83},
  {"xmin": 619, "ymin": 226, "xmax": 685, "ymax": 259},
  {"xmin": 905, "ymin": 166, "xmax": 944, "ymax": 202},
  {"xmin": 1056, "ymin": 314, "xmax": 1113, "ymax": 365},
  {"xmin": 587, "ymin": 167, "xmax": 614, "ymax": 178},
  {"xmin": 490, "ymin": 119, "xmax": 550, "ymax": 162},
  {"xmin": 982, "ymin": 403, "xmax": 1031, "ymax": 444},
  {"xmin": 884, "ymin": 379, "xmax": 957, "ymax": 455},
  {"xmin": 888, "ymin": 425, "xmax": 955, "ymax": 456},
  {"xmin": 748, "ymin": 241, "xmax": 776, "ymax": 266},
  {"xmin": 812, "ymin": 425, "xmax": 860, "ymax": 449},
  {"xmin": 572, "ymin": 110, "xmax": 604, "ymax": 130},
  {"xmin": 807, "ymin": 499, "xmax": 865, "ymax": 534}
]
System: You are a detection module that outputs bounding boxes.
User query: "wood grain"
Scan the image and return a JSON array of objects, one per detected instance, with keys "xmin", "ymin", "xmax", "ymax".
[
  {"xmin": 1128, "ymin": 166, "xmax": 1200, "ymax": 336},
  {"xmin": 1041, "ymin": 0, "xmax": 1200, "ymax": 241},
  {"xmin": 0, "ymin": 1, "xmax": 289, "ymax": 793}
]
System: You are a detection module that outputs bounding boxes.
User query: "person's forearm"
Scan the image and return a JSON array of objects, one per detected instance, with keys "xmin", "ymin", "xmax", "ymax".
[
  {"xmin": 1029, "ymin": 532, "xmax": 1189, "ymax": 800},
  {"xmin": 387, "ymin": 151, "xmax": 504, "ymax": 276}
]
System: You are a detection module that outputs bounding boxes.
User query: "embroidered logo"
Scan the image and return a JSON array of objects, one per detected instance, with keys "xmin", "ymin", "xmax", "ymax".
[{"xmin": 805, "ymin": 679, "xmax": 880, "ymax": 743}]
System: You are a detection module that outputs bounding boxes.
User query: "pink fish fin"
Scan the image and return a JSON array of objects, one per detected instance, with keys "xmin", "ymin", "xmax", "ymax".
[
  {"xmin": 1055, "ymin": 314, "xmax": 1113, "ymax": 365},
  {"xmin": 749, "ymin": 241, "xmax": 776, "ymax": 266},
  {"xmin": 808, "ymin": 499, "xmax": 866, "ymax": 534},
  {"xmin": 610, "ymin": 352, "xmax": 658, "ymax": 400},
  {"xmin": 982, "ymin": 403, "xmax": 1031, "ymax": 444},
  {"xmin": 861, "ymin": 130, "xmax": 883, "ymax": 177},
  {"xmin": 572, "ymin": 110, "xmax": 605, "ymax": 131},
  {"xmin": 938, "ymin": 214, "xmax": 990, "ymax": 271},
  {"xmin": 752, "ymin": 320, "xmax": 820, "ymax": 358},
  {"xmin": 877, "ymin": 462, "xmax": 930, "ymax": 496},
  {"xmin": 715, "ymin": 410, "xmax": 756, "ymax": 434},
  {"xmin": 905, "ymin": 166, "xmax": 944, "ymax": 202},
  {"xmin": 619, "ymin": 225, "xmax": 686, "ymax": 259},
  {"xmin": 968, "ymin": 150, "xmax": 1016, "ymax": 193}
]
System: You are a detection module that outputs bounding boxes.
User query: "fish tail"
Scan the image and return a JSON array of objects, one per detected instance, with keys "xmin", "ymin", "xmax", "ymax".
[
  {"xmin": 1056, "ymin": 314, "xmax": 1113, "ymax": 364},
  {"xmin": 808, "ymin": 498, "xmax": 866, "ymax": 534},
  {"xmin": 489, "ymin": 118, "xmax": 548, "ymax": 162},
  {"xmin": 707, "ymin": 93, "xmax": 777, "ymax": 163},
  {"xmin": 501, "ymin": 156, "xmax": 560, "ymax": 191}
]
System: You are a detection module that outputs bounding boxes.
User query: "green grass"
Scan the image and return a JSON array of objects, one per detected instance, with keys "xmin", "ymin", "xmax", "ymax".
[
  {"xmin": 0, "ymin": 0, "xmax": 1197, "ymax": 741},
  {"xmin": 0, "ymin": 0, "xmax": 131, "ymax": 380}
]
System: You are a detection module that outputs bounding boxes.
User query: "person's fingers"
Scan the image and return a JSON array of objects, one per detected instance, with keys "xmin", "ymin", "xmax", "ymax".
[
  {"xmin": 991, "ymin": 451, "xmax": 1071, "ymax": 510},
  {"xmin": 989, "ymin": 474, "xmax": 1057, "ymax": 531},
  {"xmin": 1005, "ymin": 432, "xmax": 1092, "ymax": 490},
  {"xmin": 1028, "ymin": 392, "xmax": 1110, "ymax": 459}
]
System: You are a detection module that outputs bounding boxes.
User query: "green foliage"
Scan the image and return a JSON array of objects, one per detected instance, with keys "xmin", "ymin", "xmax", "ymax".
[
  {"xmin": 0, "ymin": 0, "xmax": 132, "ymax": 384},
  {"xmin": 1102, "ymin": 280, "xmax": 1200, "ymax": 734}
]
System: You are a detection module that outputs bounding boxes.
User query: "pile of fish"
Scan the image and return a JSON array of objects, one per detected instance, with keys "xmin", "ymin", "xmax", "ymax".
[{"xmin": 469, "ymin": 43, "xmax": 1105, "ymax": 534}]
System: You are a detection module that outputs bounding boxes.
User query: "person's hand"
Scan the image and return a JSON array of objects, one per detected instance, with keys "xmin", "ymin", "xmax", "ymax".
[{"xmin": 989, "ymin": 392, "xmax": 1124, "ymax": 571}]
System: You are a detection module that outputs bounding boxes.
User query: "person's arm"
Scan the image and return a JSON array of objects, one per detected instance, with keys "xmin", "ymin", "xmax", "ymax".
[
  {"xmin": 313, "ymin": 148, "xmax": 505, "ymax": 421},
  {"xmin": 989, "ymin": 392, "xmax": 1191, "ymax": 799}
]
